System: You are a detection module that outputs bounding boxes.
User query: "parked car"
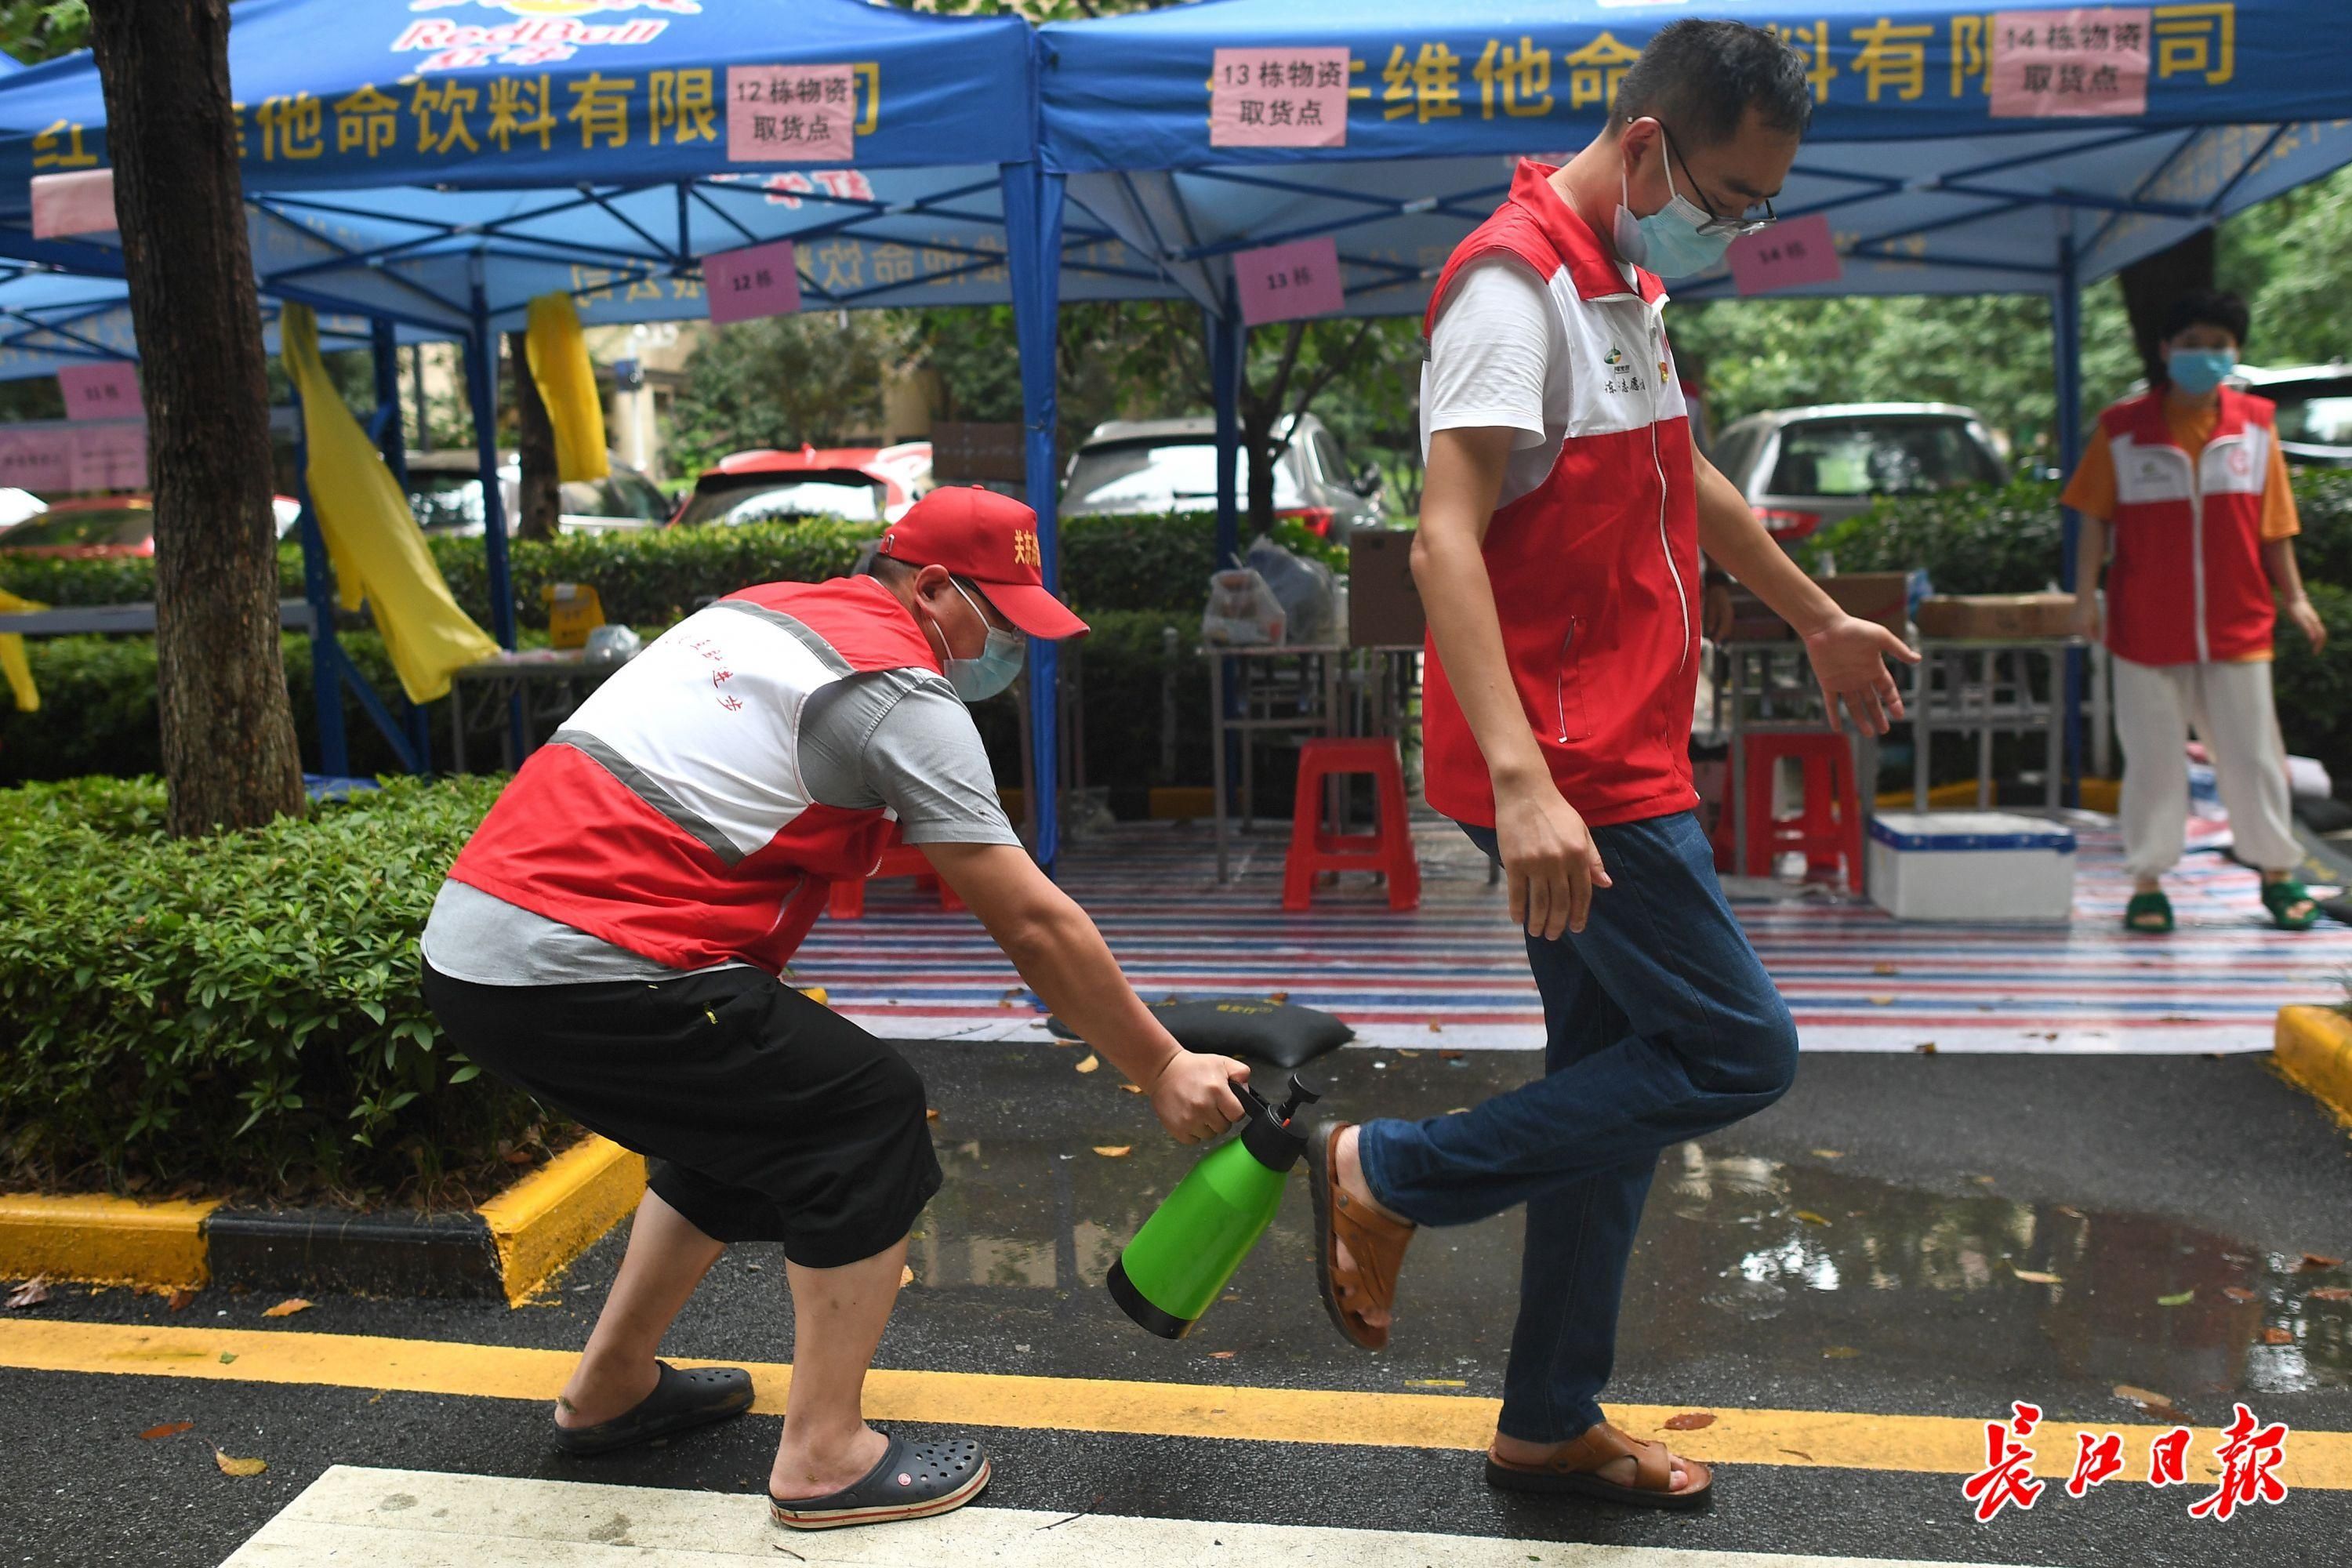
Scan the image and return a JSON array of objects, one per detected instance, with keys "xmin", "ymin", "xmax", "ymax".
[
  {"xmin": 2234, "ymin": 363, "xmax": 2352, "ymax": 467},
  {"xmin": 1708, "ymin": 403, "xmax": 2007, "ymax": 544},
  {"xmin": 669, "ymin": 442, "xmax": 931, "ymax": 528},
  {"xmin": 1061, "ymin": 413, "xmax": 1383, "ymax": 535},
  {"xmin": 403, "ymin": 449, "xmax": 671, "ymax": 536},
  {"xmin": 0, "ymin": 492, "xmax": 302, "ymax": 557},
  {"xmin": 0, "ymin": 487, "xmax": 45, "ymax": 539}
]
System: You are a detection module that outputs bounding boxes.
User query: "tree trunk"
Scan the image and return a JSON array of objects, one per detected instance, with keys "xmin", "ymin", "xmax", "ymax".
[
  {"xmin": 88, "ymin": 0, "xmax": 303, "ymax": 836},
  {"xmin": 507, "ymin": 331, "xmax": 561, "ymax": 541}
]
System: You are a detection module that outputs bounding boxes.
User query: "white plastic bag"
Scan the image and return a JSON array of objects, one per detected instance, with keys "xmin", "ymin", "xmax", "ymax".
[
  {"xmin": 1245, "ymin": 535, "xmax": 1337, "ymax": 644},
  {"xmin": 1202, "ymin": 567, "xmax": 1287, "ymax": 647}
]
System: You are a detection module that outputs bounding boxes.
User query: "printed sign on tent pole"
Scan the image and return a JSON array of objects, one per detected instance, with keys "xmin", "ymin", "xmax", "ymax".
[
  {"xmin": 56, "ymin": 362, "xmax": 142, "ymax": 421},
  {"xmin": 30, "ymin": 169, "xmax": 116, "ymax": 239},
  {"xmin": 1234, "ymin": 236, "xmax": 1345, "ymax": 327},
  {"xmin": 703, "ymin": 240, "xmax": 803, "ymax": 326},
  {"xmin": 1726, "ymin": 213, "xmax": 1845, "ymax": 296}
]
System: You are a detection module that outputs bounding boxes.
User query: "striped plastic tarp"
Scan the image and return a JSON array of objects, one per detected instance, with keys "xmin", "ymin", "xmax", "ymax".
[{"xmin": 793, "ymin": 815, "xmax": 2349, "ymax": 1055}]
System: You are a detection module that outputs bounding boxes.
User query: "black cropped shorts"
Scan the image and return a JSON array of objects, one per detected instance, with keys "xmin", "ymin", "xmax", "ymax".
[{"xmin": 422, "ymin": 960, "xmax": 940, "ymax": 1268}]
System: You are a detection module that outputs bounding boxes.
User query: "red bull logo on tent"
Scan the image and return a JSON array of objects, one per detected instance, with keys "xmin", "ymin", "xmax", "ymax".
[{"xmin": 394, "ymin": 0, "xmax": 702, "ymax": 72}]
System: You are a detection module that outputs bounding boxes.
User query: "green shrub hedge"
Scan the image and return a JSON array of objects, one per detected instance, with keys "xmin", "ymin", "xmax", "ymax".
[
  {"xmin": 0, "ymin": 775, "xmax": 553, "ymax": 1203},
  {"xmin": 0, "ymin": 511, "xmax": 1351, "ymax": 630}
]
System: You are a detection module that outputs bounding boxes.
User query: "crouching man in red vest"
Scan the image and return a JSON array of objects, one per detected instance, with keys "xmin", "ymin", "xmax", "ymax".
[
  {"xmin": 1297, "ymin": 22, "xmax": 1917, "ymax": 1509},
  {"xmin": 420, "ymin": 488, "xmax": 1245, "ymax": 1530}
]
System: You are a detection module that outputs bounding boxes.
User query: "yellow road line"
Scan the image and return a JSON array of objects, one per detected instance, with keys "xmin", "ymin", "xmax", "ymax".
[{"xmin": 4, "ymin": 1317, "xmax": 2343, "ymax": 1490}]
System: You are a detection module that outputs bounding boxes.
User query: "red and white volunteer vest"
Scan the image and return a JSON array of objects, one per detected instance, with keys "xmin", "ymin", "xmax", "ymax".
[
  {"xmin": 1421, "ymin": 160, "xmax": 1701, "ymax": 829},
  {"xmin": 2100, "ymin": 387, "xmax": 2278, "ymax": 666},
  {"xmin": 448, "ymin": 575, "xmax": 938, "ymax": 973}
]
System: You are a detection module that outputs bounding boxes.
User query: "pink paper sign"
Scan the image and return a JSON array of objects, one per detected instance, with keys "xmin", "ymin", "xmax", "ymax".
[
  {"xmin": 1210, "ymin": 47, "xmax": 1349, "ymax": 148},
  {"xmin": 703, "ymin": 240, "xmax": 802, "ymax": 326},
  {"xmin": 1235, "ymin": 236, "xmax": 1345, "ymax": 327},
  {"xmin": 727, "ymin": 65, "xmax": 856, "ymax": 162},
  {"xmin": 1990, "ymin": 8, "xmax": 2151, "ymax": 118},
  {"xmin": 30, "ymin": 168, "xmax": 116, "ymax": 239},
  {"xmin": 0, "ymin": 419, "xmax": 145, "ymax": 492},
  {"xmin": 57, "ymin": 361, "xmax": 142, "ymax": 421},
  {"xmin": 1726, "ymin": 212, "xmax": 1845, "ymax": 297}
]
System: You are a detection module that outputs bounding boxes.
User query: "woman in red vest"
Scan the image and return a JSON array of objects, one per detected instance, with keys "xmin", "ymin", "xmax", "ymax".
[{"xmin": 2064, "ymin": 289, "xmax": 2328, "ymax": 933}]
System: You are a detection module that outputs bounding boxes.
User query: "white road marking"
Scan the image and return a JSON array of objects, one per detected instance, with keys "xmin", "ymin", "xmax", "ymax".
[{"xmin": 220, "ymin": 1465, "xmax": 2047, "ymax": 1568}]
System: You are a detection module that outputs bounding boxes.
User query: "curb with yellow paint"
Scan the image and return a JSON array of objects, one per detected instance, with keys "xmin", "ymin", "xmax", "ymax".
[
  {"xmin": 0, "ymin": 1135, "xmax": 643, "ymax": 1305},
  {"xmin": 2276, "ymin": 1004, "xmax": 2352, "ymax": 1129},
  {"xmin": 4, "ymin": 1318, "xmax": 2347, "ymax": 1491}
]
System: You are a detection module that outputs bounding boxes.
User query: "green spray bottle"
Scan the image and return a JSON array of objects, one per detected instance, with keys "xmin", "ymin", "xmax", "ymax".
[{"xmin": 1106, "ymin": 1073, "xmax": 1322, "ymax": 1339}]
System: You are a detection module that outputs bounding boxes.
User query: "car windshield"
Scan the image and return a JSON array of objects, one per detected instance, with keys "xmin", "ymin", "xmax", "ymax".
[
  {"xmin": 1, "ymin": 506, "xmax": 151, "ymax": 547},
  {"xmin": 2267, "ymin": 379, "xmax": 2352, "ymax": 448},
  {"xmin": 1064, "ymin": 440, "xmax": 1303, "ymax": 511},
  {"xmin": 1768, "ymin": 419, "xmax": 2003, "ymax": 498},
  {"xmin": 409, "ymin": 473, "xmax": 485, "ymax": 532}
]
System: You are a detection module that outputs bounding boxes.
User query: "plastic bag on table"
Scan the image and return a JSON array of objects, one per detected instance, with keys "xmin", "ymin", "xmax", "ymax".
[
  {"xmin": 1245, "ymin": 535, "xmax": 1337, "ymax": 644},
  {"xmin": 1202, "ymin": 567, "xmax": 1287, "ymax": 647}
]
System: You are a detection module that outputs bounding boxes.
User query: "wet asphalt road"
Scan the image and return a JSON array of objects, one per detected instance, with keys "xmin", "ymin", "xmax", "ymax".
[{"xmin": 6, "ymin": 1041, "xmax": 2352, "ymax": 1567}]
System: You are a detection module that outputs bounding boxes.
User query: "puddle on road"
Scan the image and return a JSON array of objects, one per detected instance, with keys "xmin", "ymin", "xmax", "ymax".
[{"xmin": 906, "ymin": 1134, "xmax": 2352, "ymax": 1401}]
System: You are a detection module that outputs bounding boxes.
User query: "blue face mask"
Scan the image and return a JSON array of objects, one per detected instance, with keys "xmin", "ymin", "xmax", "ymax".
[
  {"xmin": 1612, "ymin": 138, "xmax": 1733, "ymax": 281},
  {"xmin": 2167, "ymin": 347, "xmax": 2238, "ymax": 397},
  {"xmin": 936, "ymin": 581, "xmax": 1026, "ymax": 702}
]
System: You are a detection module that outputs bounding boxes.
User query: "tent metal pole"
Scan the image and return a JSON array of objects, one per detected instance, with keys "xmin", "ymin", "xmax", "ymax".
[
  {"xmin": 1002, "ymin": 161, "xmax": 1067, "ymax": 870},
  {"xmin": 466, "ymin": 274, "xmax": 526, "ymax": 766},
  {"xmin": 2054, "ymin": 231, "xmax": 2086, "ymax": 807},
  {"xmin": 287, "ymin": 375, "xmax": 347, "ymax": 779},
  {"xmin": 1210, "ymin": 290, "xmax": 1242, "ymax": 570}
]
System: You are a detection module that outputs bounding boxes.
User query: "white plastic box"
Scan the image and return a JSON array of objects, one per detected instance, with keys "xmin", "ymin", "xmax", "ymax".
[{"xmin": 1865, "ymin": 811, "xmax": 2077, "ymax": 924}]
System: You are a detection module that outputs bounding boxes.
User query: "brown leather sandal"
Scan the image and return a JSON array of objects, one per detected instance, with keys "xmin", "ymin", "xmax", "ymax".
[
  {"xmin": 1305, "ymin": 1121, "xmax": 1414, "ymax": 1351},
  {"xmin": 1485, "ymin": 1422, "xmax": 1714, "ymax": 1511}
]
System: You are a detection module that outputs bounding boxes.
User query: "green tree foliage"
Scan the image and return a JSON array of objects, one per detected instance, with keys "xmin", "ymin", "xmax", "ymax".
[
  {"xmin": 0, "ymin": 0, "xmax": 87, "ymax": 64},
  {"xmin": 662, "ymin": 311, "xmax": 914, "ymax": 476}
]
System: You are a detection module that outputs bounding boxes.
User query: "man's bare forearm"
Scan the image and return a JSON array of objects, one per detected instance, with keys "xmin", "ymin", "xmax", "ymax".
[{"xmin": 2263, "ymin": 537, "xmax": 2309, "ymax": 602}]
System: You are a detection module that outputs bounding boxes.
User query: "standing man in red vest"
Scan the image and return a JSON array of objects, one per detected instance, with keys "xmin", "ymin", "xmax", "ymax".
[
  {"xmin": 1300, "ymin": 22, "xmax": 1916, "ymax": 1509},
  {"xmin": 2063, "ymin": 289, "xmax": 2327, "ymax": 934},
  {"xmin": 420, "ymin": 488, "xmax": 1246, "ymax": 1531}
]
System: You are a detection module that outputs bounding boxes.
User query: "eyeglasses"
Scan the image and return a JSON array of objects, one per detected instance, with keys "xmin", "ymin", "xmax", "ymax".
[{"xmin": 1661, "ymin": 125, "xmax": 1778, "ymax": 239}]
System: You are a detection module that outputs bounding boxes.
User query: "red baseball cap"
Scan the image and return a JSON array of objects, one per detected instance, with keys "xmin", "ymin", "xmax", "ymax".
[{"xmin": 876, "ymin": 486, "xmax": 1089, "ymax": 641}]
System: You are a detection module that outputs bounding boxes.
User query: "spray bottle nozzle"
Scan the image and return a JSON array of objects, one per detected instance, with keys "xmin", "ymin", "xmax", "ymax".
[{"xmin": 1276, "ymin": 1073, "xmax": 1324, "ymax": 1123}]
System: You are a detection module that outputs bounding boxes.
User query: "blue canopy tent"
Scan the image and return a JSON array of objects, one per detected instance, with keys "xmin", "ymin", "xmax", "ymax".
[
  {"xmin": 1038, "ymin": 0, "xmax": 2352, "ymax": 792},
  {"xmin": 0, "ymin": 0, "xmax": 1179, "ymax": 862},
  {"xmin": 0, "ymin": 263, "xmax": 399, "ymax": 375}
]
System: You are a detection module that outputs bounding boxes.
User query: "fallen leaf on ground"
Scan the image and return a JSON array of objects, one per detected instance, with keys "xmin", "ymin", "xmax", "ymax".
[
  {"xmin": 218, "ymin": 1352, "xmax": 237, "ymax": 1365},
  {"xmin": 1428, "ymin": 1022, "xmax": 1444, "ymax": 1033},
  {"xmin": 1821, "ymin": 1346, "xmax": 1861, "ymax": 1359},
  {"xmin": 2115, "ymin": 1385, "xmax": 2181, "ymax": 1417},
  {"xmin": 1118, "ymin": 1083, "xmax": 1144, "ymax": 1095},
  {"xmin": 2158, "ymin": 1290, "xmax": 2196, "ymax": 1307},
  {"xmin": 2302, "ymin": 1253, "xmax": 2344, "ymax": 1271},
  {"xmin": 138, "ymin": 1421, "xmax": 194, "ymax": 1441},
  {"xmin": 1663, "ymin": 1411, "xmax": 1716, "ymax": 1430},
  {"xmin": 1074, "ymin": 1054, "xmax": 1100, "ymax": 1074},
  {"xmin": 1208, "ymin": 1350, "xmax": 1236, "ymax": 1359},
  {"xmin": 260, "ymin": 1298, "xmax": 313, "ymax": 1319},
  {"xmin": 213, "ymin": 1450, "xmax": 267, "ymax": 1478},
  {"xmin": 1404, "ymin": 1378, "xmax": 1467, "ymax": 1389},
  {"xmin": 2224, "ymin": 1286, "xmax": 2258, "ymax": 1302},
  {"xmin": 1396, "ymin": 1049, "xmax": 1421, "ymax": 1058},
  {"xmin": 1872, "ymin": 962, "xmax": 1899, "ymax": 976},
  {"xmin": 2055, "ymin": 1204, "xmax": 2085, "ymax": 1220},
  {"xmin": 1439, "ymin": 1051, "xmax": 1465, "ymax": 1061},
  {"xmin": 2310, "ymin": 1286, "xmax": 2352, "ymax": 1302},
  {"xmin": 925, "ymin": 1108, "xmax": 940, "ymax": 1122},
  {"xmin": 165, "ymin": 1288, "xmax": 197, "ymax": 1312},
  {"xmin": 2260, "ymin": 1327, "xmax": 2294, "ymax": 1345},
  {"xmin": 1867, "ymin": 995, "xmax": 1895, "ymax": 1007},
  {"xmin": 1267, "ymin": 993, "xmax": 1289, "ymax": 1004},
  {"xmin": 1793, "ymin": 1210, "xmax": 1831, "ymax": 1226},
  {"xmin": 2011, "ymin": 1269, "xmax": 2062, "ymax": 1285},
  {"xmin": 1914, "ymin": 1041, "xmax": 1938, "ymax": 1054},
  {"xmin": 1811, "ymin": 1149, "xmax": 1844, "ymax": 1160},
  {"xmin": 6, "ymin": 1276, "xmax": 51, "ymax": 1309},
  {"xmin": 1780, "ymin": 1448, "xmax": 1817, "ymax": 1462},
  {"xmin": 898, "ymin": 1265, "xmax": 915, "ymax": 1287},
  {"xmin": 1092, "ymin": 1146, "xmax": 1132, "ymax": 1159}
]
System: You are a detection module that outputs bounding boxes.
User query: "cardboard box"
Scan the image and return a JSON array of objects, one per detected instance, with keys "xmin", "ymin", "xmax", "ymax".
[
  {"xmin": 1914, "ymin": 593, "xmax": 2077, "ymax": 641},
  {"xmin": 1866, "ymin": 811, "xmax": 2076, "ymax": 923},
  {"xmin": 1721, "ymin": 570, "xmax": 1913, "ymax": 641},
  {"xmin": 1348, "ymin": 528, "xmax": 1424, "ymax": 647}
]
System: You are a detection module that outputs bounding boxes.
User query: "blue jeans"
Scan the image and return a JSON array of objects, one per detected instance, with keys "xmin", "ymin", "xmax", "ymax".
[{"xmin": 1356, "ymin": 811, "xmax": 1797, "ymax": 1443}]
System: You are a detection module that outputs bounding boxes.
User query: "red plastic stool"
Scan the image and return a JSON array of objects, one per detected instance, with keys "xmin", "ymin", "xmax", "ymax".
[
  {"xmin": 827, "ymin": 832, "xmax": 966, "ymax": 920},
  {"xmin": 1716, "ymin": 731, "xmax": 1863, "ymax": 891},
  {"xmin": 1283, "ymin": 738, "xmax": 1420, "ymax": 912}
]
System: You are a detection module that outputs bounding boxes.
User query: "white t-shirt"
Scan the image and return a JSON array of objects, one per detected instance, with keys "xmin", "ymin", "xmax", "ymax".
[{"xmin": 1421, "ymin": 256, "xmax": 1587, "ymax": 510}]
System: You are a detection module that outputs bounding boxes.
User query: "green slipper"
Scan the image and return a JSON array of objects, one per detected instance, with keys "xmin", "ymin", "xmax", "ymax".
[
  {"xmin": 2262, "ymin": 878, "xmax": 2320, "ymax": 931},
  {"xmin": 2122, "ymin": 891, "xmax": 2174, "ymax": 934}
]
